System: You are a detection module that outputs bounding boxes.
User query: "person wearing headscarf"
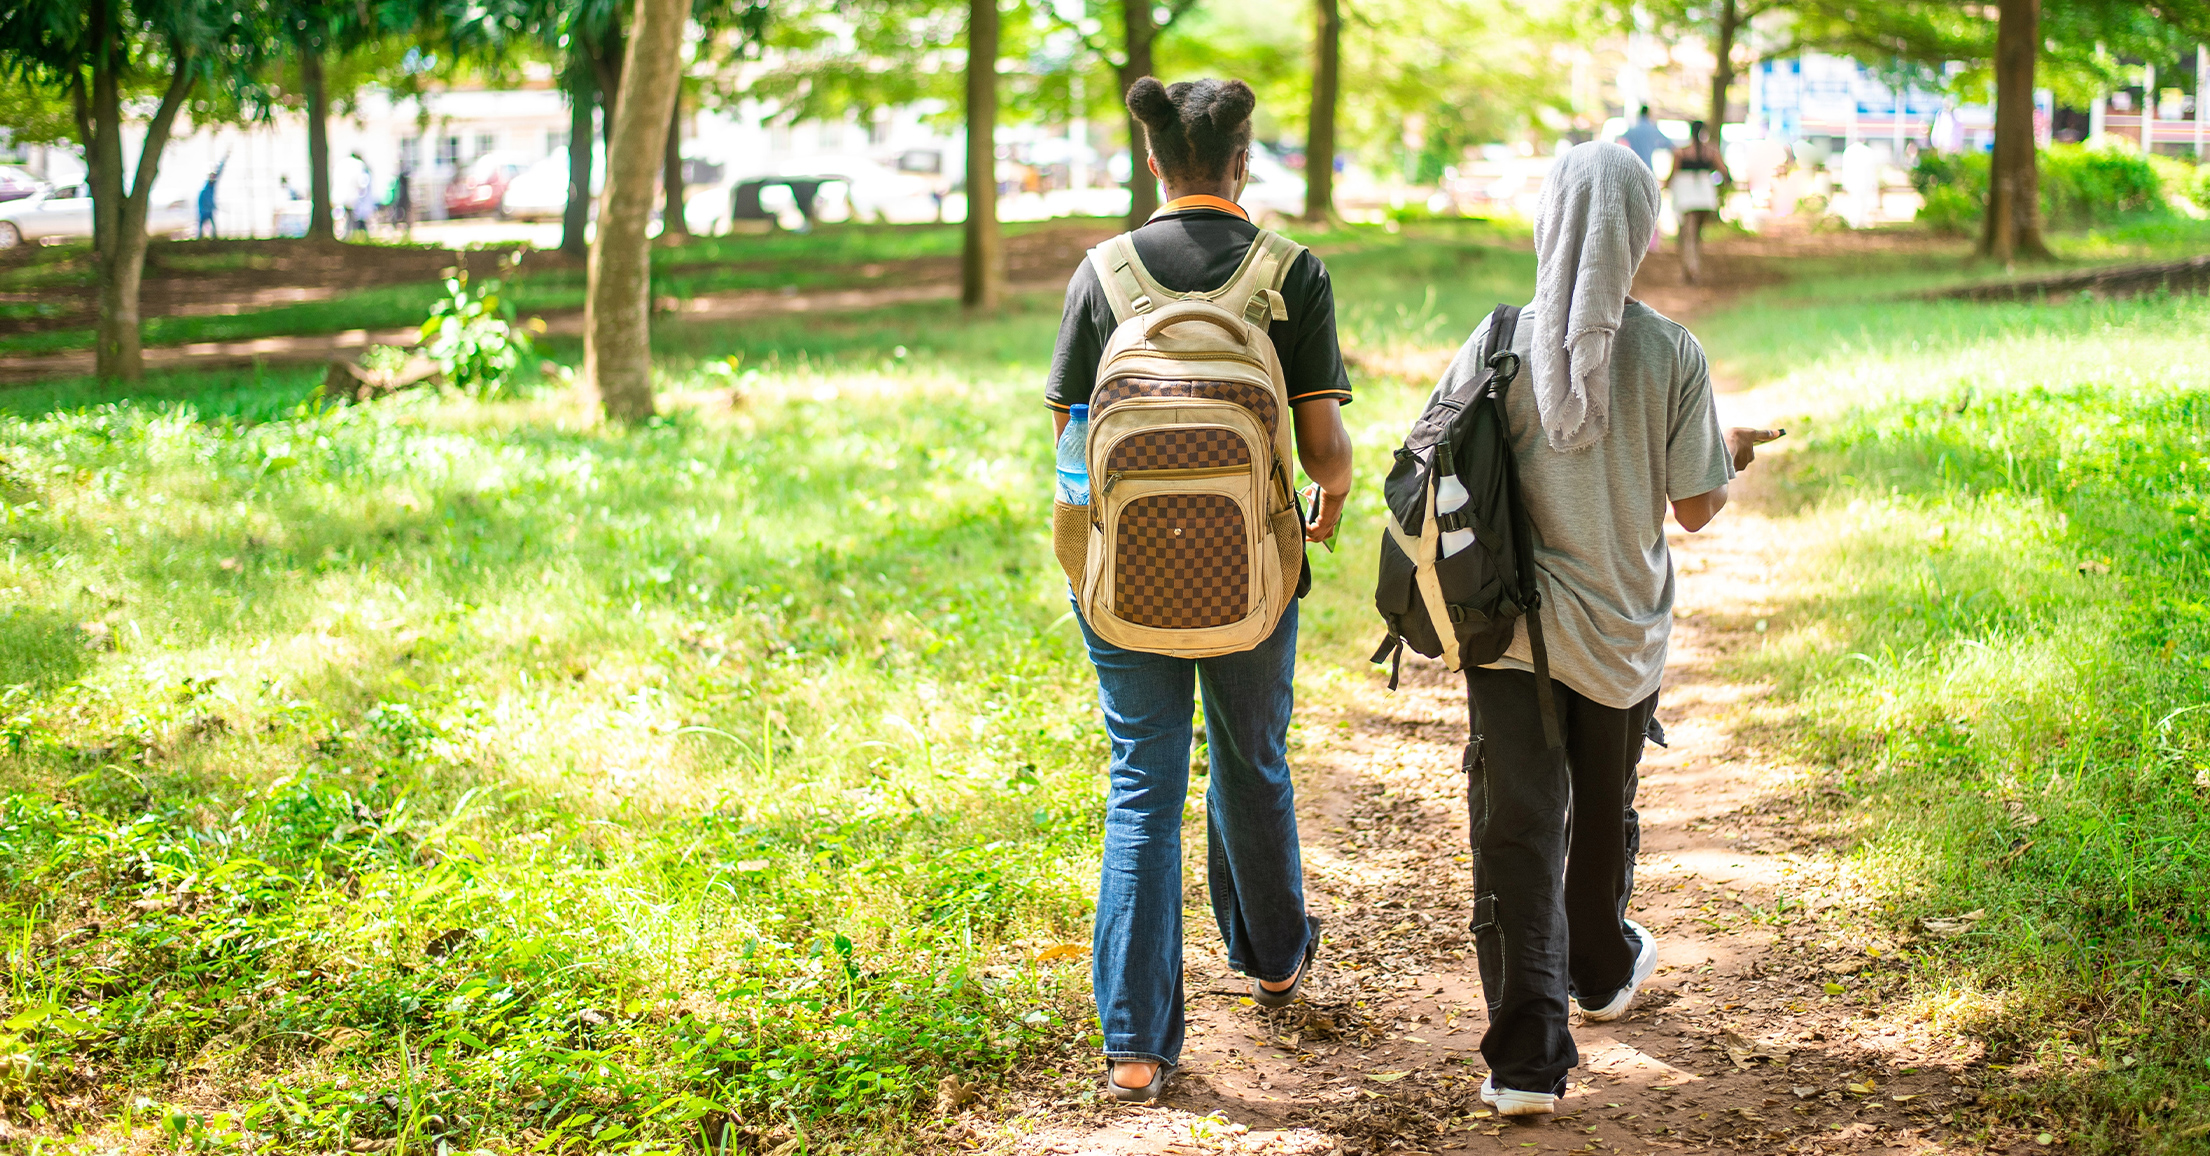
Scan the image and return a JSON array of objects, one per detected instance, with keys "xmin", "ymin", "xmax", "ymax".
[{"xmin": 1429, "ymin": 141, "xmax": 1778, "ymax": 1116}]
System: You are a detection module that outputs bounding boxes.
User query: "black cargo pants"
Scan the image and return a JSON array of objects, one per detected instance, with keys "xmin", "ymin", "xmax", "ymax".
[{"xmin": 1464, "ymin": 665, "xmax": 1658, "ymax": 1094}]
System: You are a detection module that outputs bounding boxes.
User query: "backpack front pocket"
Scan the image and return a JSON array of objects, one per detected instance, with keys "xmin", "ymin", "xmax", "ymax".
[
  {"xmin": 1111, "ymin": 492, "xmax": 1250, "ymax": 629},
  {"xmin": 1079, "ymin": 403, "xmax": 1284, "ymax": 657}
]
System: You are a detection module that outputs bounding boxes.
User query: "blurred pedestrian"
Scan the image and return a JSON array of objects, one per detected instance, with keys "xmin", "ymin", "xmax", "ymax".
[
  {"xmin": 1669, "ymin": 121, "xmax": 1728, "ymax": 284},
  {"xmin": 392, "ymin": 162, "xmax": 414, "ymax": 235},
  {"xmin": 196, "ymin": 159, "xmax": 226, "ymax": 240},
  {"xmin": 349, "ymin": 153, "xmax": 377, "ymax": 238},
  {"xmin": 1840, "ymin": 142, "xmax": 1881, "ymax": 229},
  {"xmin": 1618, "ymin": 107, "xmax": 1673, "ymax": 253},
  {"xmin": 1618, "ymin": 106, "xmax": 1673, "ymax": 171}
]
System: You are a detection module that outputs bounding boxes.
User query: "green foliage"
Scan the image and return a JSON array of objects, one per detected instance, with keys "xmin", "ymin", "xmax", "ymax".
[
  {"xmin": 420, "ymin": 269, "xmax": 533, "ymax": 395},
  {"xmin": 2040, "ymin": 144, "xmax": 2169, "ymax": 225},
  {"xmin": 1908, "ymin": 149, "xmax": 1988, "ymax": 235},
  {"xmin": 1910, "ymin": 144, "xmax": 2177, "ymax": 234},
  {"xmin": 2187, "ymin": 163, "xmax": 2210, "ymax": 213}
]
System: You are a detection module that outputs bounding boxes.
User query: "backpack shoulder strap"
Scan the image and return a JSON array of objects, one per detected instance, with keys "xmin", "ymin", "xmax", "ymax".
[
  {"xmin": 1087, "ymin": 233, "xmax": 1182, "ymax": 325},
  {"xmin": 1483, "ymin": 303, "xmax": 1522, "ymax": 369},
  {"xmin": 1226, "ymin": 229, "xmax": 1304, "ymax": 327},
  {"xmin": 1478, "ymin": 302, "xmax": 1561, "ymax": 751}
]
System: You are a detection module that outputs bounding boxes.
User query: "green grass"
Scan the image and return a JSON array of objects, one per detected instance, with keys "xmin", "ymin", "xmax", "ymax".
[
  {"xmin": 1723, "ymin": 286, "xmax": 2210, "ymax": 1154},
  {"xmin": 0, "ymin": 360, "xmax": 1105, "ymax": 1151},
  {"xmin": 0, "ymin": 226, "xmax": 1513, "ymax": 1153},
  {"xmin": 25, "ymin": 216, "xmax": 2210, "ymax": 1152}
]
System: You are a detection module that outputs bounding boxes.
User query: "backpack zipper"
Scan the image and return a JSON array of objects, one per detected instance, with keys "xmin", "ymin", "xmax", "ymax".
[
  {"xmin": 1102, "ymin": 349, "xmax": 1269, "ymax": 372},
  {"xmin": 1097, "ymin": 464, "xmax": 1249, "ymax": 502}
]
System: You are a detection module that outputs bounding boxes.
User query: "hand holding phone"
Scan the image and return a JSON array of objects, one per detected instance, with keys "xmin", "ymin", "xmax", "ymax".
[
  {"xmin": 1301, "ymin": 484, "xmax": 1340, "ymax": 551},
  {"xmin": 1726, "ymin": 427, "xmax": 1785, "ymax": 472}
]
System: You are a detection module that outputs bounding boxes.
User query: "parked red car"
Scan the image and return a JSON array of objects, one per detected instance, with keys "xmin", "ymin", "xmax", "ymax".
[{"xmin": 443, "ymin": 153, "xmax": 526, "ymax": 219}]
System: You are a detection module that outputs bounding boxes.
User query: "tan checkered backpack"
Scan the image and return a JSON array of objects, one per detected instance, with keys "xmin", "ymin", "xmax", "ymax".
[{"xmin": 1049, "ymin": 229, "xmax": 1307, "ymax": 658}]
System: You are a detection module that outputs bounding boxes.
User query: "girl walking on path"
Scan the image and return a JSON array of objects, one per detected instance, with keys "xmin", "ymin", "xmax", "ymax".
[
  {"xmin": 1669, "ymin": 121, "xmax": 1730, "ymax": 285},
  {"xmin": 1044, "ymin": 76, "xmax": 1355, "ymax": 1104},
  {"xmin": 1446, "ymin": 142, "xmax": 1777, "ymax": 1116}
]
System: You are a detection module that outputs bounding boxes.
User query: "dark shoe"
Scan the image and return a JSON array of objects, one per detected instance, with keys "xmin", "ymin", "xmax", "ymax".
[
  {"xmin": 1251, "ymin": 915, "xmax": 1323, "ymax": 1009},
  {"xmin": 1104, "ymin": 1060, "xmax": 1176, "ymax": 1103}
]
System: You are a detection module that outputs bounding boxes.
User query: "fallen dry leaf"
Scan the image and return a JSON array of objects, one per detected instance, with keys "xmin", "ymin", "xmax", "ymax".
[
  {"xmin": 1366, "ymin": 1071, "xmax": 1411, "ymax": 1082},
  {"xmin": 1033, "ymin": 943, "xmax": 1088, "ymax": 964},
  {"xmin": 1922, "ymin": 909, "xmax": 1988, "ymax": 939},
  {"xmin": 1723, "ymin": 1029, "xmax": 1791, "ymax": 1069}
]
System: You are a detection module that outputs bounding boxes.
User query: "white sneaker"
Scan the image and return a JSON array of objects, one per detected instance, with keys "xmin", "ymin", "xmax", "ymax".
[
  {"xmin": 1578, "ymin": 918, "xmax": 1658, "ymax": 1023},
  {"xmin": 1480, "ymin": 1074, "xmax": 1558, "ymax": 1116}
]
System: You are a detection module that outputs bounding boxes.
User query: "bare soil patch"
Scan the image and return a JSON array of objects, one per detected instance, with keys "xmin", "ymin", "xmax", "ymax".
[{"xmin": 0, "ymin": 221, "xmax": 1120, "ymax": 382}]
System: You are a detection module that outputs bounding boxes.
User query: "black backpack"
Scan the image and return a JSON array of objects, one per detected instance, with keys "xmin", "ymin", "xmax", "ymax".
[{"xmin": 1370, "ymin": 304, "xmax": 1560, "ymax": 748}]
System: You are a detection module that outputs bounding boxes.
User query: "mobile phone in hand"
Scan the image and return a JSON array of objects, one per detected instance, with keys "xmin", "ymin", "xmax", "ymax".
[{"xmin": 1301, "ymin": 484, "xmax": 1336, "ymax": 553}]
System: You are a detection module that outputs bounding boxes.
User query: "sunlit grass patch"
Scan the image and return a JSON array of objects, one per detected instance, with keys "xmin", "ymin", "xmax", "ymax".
[
  {"xmin": 0, "ymin": 348, "xmax": 1117, "ymax": 1151},
  {"xmin": 1742, "ymin": 325, "xmax": 2210, "ymax": 1152}
]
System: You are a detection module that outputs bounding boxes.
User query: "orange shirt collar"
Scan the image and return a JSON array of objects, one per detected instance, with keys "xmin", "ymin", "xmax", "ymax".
[{"xmin": 1152, "ymin": 194, "xmax": 1249, "ymax": 221}]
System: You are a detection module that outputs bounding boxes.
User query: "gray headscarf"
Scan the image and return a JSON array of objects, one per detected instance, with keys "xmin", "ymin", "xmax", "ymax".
[{"xmin": 1528, "ymin": 142, "xmax": 1661, "ymax": 452}]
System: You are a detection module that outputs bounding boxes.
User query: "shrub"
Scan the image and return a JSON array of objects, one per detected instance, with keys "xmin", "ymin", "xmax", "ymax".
[
  {"xmin": 420, "ymin": 268, "xmax": 534, "ymax": 395},
  {"xmin": 2039, "ymin": 144, "xmax": 2165, "ymax": 225},
  {"xmin": 1909, "ymin": 144, "xmax": 2175, "ymax": 233},
  {"xmin": 1910, "ymin": 151, "xmax": 1990, "ymax": 235}
]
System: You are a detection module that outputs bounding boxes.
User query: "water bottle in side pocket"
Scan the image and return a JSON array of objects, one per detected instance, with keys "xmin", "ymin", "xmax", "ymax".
[{"xmin": 1055, "ymin": 403, "xmax": 1090, "ymax": 505}]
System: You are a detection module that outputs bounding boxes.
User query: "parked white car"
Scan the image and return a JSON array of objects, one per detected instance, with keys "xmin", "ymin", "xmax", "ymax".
[
  {"xmin": 0, "ymin": 183, "xmax": 193, "ymax": 247},
  {"xmin": 1239, "ymin": 143, "xmax": 1308, "ymax": 224},
  {"xmin": 772, "ymin": 155, "xmax": 945, "ymax": 225},
  {"xmin": 499, "ymin": 146, "xmax": 604, "ymax": 222}
]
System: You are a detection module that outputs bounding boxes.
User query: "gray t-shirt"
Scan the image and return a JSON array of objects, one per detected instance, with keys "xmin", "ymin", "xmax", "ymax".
[{"xmin": 1444, "ymin": 301, "xmax": 1732, "ymax": 708}]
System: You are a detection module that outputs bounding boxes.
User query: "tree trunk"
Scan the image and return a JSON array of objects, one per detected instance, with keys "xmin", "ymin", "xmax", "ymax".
[
  {"xmin": 588, "ymin": 25, "xmax": 626, "ymax": 139},
  {"xmin": 88, "ymin": 23, "xmax": 194, "ymax": 382},
  {"xmin": 563, "ymin": 57, "xmax": 595, "ymax": 257},
  {"xmin": 585, "ymin": 0, "xmax": 685, "ymax": 421},
  {"xmin": 1707, "ymin": 0, "xmax": 1738, "ymax": 140},
  {"xmin": 84, "ymin": 1, "xmax": 120, "ymax": 276},
  {"xmin": 1304, "ymin": 0, "xmax": 1340, "ymax": 222},
  {"xmin": 660, "ymin": 85, "xmax": 689, "ymax": 242},
  {"xmin": 1980, "ymin": 0, "xmax": 2050, "ymax": 262},
  {"xmin": 963, "ymin": 0, "xmax": 1004, "ymax": 308},
  {"xmin": 1120, "ymin": 0, "xmax": 1158, "ymax": 228},
  {"xmin": 303, "ymin": 43, "xmax": 336, "ymax": 243}
]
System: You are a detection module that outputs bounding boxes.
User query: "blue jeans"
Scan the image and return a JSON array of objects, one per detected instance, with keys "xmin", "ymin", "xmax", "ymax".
[{"xmin": 1078, "ymin": 603, "xmax": 1313, "ymax": 1067}]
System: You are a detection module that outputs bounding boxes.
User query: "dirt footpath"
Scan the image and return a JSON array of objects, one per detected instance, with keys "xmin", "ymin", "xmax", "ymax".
[{"xmin": 963, "ymin": 478, "xmax": 2053, "ymax": 1156}]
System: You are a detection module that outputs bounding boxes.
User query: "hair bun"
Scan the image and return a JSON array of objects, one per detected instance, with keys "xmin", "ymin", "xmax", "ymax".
[
  {"xmin": 1125, "ymin": 75, "xmax": 1256, "ymax": 185},
  {"xmin": 1126, "ymin": 77, "xmax": 1175, "ymax": 128},
  {"xmin": 1207, "ymin": 80, "xmax": 1256, "ymax": 132}
]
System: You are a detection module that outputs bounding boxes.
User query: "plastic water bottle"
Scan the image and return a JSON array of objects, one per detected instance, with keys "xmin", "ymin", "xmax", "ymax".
[
  {"xmin": 1056, "ymin": 404, "xmax": 1090, "ymax": 505},
  {"xmin": 1436, "ymin": 472, "xmax": 1475, "ymax": 557}
]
